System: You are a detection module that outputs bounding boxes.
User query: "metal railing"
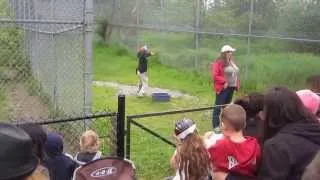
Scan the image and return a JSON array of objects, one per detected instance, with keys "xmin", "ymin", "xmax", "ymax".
[{"xmin": 125, "ymin": 104, "xmax": 228, "ymax": 159}]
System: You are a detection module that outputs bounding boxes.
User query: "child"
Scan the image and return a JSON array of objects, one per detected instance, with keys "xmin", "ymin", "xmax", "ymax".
[
  {"xmin": 208, "ymin": 104, "xmax": 261, "ymax": 179},
  {"xmin": 74, "ymin": 130, "xmax": 102, "ymax": 166},
  {"xmin": 170, "ymin": 118, "xmax": 210, "ymax": 180},
  {"xmin": 45, "ymin": 132, "xmax": 76, "ymax": 180}
]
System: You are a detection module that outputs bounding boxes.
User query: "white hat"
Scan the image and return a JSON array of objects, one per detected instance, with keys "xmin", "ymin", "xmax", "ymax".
[
  {"xmin": 221, "ymin": 45, "xmax": 236, "ymax": 53},
  {"xmin": 142, "ymin": 45, "xmax": 148, "ymax": 50}
]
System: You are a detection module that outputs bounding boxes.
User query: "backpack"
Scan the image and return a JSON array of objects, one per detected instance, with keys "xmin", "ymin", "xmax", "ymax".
[{"xmin": 73, "ymin": 157, "xmax": 136, "ymax": 180}]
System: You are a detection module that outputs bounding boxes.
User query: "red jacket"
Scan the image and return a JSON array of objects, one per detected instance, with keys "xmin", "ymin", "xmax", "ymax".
[
  {"xmin": 208, "ymin": 136, "xmax": 261, "ymax": 177},
  {"xmin": 211, "ymin": 58, "xmax": 240, "ymax": 94}
]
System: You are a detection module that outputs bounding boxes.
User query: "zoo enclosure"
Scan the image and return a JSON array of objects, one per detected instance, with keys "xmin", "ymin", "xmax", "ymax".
[
  {"xmin": 100, "ymin": 0, "xmax": 320, "ymax": 92},
  {"xmin": 0, "ymin": 0, "xmax": 94, "ymax": 120}
]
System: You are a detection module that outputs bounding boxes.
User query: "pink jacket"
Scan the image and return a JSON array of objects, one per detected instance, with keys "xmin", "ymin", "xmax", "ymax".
[{"xmin": 211, "ymin": 58, "xmax": 240, "ymax": 94}]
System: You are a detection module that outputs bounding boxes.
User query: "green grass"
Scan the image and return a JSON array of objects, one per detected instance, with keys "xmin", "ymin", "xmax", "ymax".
[
  {"xmin": 93, "ymin": 39, "xmax": 320, "ymax": 179},
  {"xmin": 93, "ymin": 44, "xmax": 214, "ymax": 103},
  {"xmin": 0, "ymin": 89, "xmax": 8, "ymax": 120},
  {"xmin": 93, "ymin": 86, "xmax": 213, "ymax": 179}
]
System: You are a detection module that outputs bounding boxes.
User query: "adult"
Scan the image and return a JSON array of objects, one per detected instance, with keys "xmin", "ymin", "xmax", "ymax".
[
  {"xmin": 211, "ymin": 45, "xmax": 239, "ymax": 130},
  {"xmin": 258, "ymin": 87, "xmax": 320, "ymax": 180},
  {"xmin": 136, "ymin": 45, "xmax": 153, "ymax": 96},
  {"xmin": 19, "ymin": 123, "xmax": 51, "ymax": 177},
  {"xmin": 0, "ymin": 123, "xmax": 49, "ymax": 180}
]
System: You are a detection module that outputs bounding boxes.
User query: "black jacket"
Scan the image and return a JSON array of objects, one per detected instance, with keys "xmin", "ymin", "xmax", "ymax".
[
  {"xmin": 258, "ymin": 122, "xmax": 320, "ymax": 180},
  {"xmin": 137, "ymin": 50, "xmax": 151, "ymax": 73}
]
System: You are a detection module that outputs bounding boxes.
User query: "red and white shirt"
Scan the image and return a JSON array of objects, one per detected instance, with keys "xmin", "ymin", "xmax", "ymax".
[{"xmin": 208, "ymin": 135, "xmax": 261, "ymax": 177}]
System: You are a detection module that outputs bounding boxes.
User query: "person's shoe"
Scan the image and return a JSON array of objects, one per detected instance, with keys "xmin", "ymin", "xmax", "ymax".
[{"xmin": 137, "ymin": 91, "xmax": 144, "ymax": 97}]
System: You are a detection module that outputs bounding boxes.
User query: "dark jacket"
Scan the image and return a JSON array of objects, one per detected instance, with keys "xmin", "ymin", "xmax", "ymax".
[
  {"xmin": 74, "ymin": 151, "xmax": 102, "ymax": 167},
  {"xmin": 258, "ymin": 122, "xmax": 320, "ymax": 180},
  {"xmin": 137, "ymin": 50, "xmax": 151, "ymax": 73},
  {"xmin": 45, "ymin": 133, "xmax": 76, "ymax": 180}
]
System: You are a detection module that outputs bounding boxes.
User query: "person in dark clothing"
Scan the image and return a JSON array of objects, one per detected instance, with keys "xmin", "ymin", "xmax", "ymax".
[
  {"xmin": 136, "ymin": 45, "xmax": 153, "ymax": 96},
  {"xmin": 19, "ymin": 123, "xmax": 51, "ymax": 178},
  {"xmin": 234, "ymin": 92, "xmax": 264, "ymax": 143},
  {"xmin": 257, "ymin": 86, "xmax": 320, "ymax": 180},
  {"xmin": 45, "ymin": 132, "xmax": 76, "ymax": 180}
]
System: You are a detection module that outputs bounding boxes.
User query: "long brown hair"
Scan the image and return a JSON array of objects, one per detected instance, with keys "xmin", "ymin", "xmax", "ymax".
[
  {"xmin": 175, "ymin": 133, "xmax": 210, "ymax": 180},
  {"xmin": 262, "ymin": 86, "xmax": 318, "ymax": 142}
]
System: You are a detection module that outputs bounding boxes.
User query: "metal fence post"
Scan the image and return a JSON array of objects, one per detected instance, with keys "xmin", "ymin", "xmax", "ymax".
[
  {"xmin": 245, "ymin": 0, "xmax": 254, "ymax": 81},
  {"xmin": 117, "ymin": 94, "xmax": 125, "ymax": 158},
  {"xmin": 84, "ymin": 0, "xmax": 93, "ymax": 120},
  {"xmin": 126, "ymin": 117, "xmax": 131, "ymax": 159}
]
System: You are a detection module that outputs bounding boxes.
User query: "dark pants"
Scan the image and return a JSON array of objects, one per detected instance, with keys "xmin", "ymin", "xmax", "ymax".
[{"xmin": 212, "ymin": 87, "xmax": 236, "ymax": 128}]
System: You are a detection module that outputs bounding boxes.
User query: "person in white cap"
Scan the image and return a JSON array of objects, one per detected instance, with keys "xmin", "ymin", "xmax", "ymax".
[
  {"xmin": 169, "ymin": 118, "xmax": 210, "ymax": 180},
  {"xmin": 211, "ymin": 45, "xmax": 239, "ymax": 131},
  {"xmin": 136, "ymin": 45, "xmax": 154, "ymax": 96}
]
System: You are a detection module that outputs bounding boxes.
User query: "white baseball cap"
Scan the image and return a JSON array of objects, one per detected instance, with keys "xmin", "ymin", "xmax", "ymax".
[
  {"xmin": 221, "ymin": 45, "xmax": 236, "ymax": 53},
  {"xmin": 142, "ymin": 45, "xmax": 148, "ymax": 50}
]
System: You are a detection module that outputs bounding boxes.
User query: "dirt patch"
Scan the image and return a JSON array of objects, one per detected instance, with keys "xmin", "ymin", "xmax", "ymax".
[
  {"xmin": 93, "ymin": 81, "xmax": 196, "ymax": 99},
  {"xmin": 8, "ymin": 83, "xmax": 49, "ymax": 121}
]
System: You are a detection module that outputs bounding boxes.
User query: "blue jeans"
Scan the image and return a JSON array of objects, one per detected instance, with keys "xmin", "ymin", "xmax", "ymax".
[{"xmin": 212, "ymin": 87, "xmax": 236, "ymax": 128}]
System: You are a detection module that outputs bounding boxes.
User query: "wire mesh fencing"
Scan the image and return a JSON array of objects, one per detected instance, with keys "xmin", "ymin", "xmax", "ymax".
[
  {"xmin": 96, "ymin": 0, "xmax": 320, "ymax": 92},
  {"xmin": 12, "ymin": 111, "xmax": 119, "ymax": 157},
  {"xmin": 0, "ymin": 0, "xmax": 92, "ymax": 121}
]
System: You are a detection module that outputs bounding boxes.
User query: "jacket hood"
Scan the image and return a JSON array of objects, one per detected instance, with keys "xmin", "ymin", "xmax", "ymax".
[
  {"xmin": 45, "ymin": 133, "xmax": 63, "ymax": 156},
  {"xmin": 280, "ymin": 122, "xmax": 320, "ymax": 146},
  {"xmin": 235, "ymin": 136, "xmax": 260, "ymax": 167},
  {"xmin": 74, "ymin": 151, "xmax": 102, "ymax": 165}
]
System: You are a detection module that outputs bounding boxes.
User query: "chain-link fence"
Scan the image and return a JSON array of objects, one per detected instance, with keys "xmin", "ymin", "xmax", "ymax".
[
  {"xmin": 0, "ymin": 0, "xmax": 93, "ymax": 121},
  {"xmin": 96, "ymin": 0, "xmax": 320, "ymax": 93},
  {"xmin": 14, "ymin": 112, "xmax": 118, "ymax": 156}
]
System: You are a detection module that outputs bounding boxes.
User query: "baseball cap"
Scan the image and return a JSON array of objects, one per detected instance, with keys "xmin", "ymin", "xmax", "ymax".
[
  {"xmin": 174, "ymin": 118, "xmax": 197, "ymax": 140},
  {"xmin": 221, "ymin": 45, "xmax": 236, "ymax": 53}
]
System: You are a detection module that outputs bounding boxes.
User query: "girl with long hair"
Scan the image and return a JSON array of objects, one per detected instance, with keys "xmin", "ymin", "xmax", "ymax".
[
  {"xmin": 170, "ymin": 118, "xmax": 210, "ymax": 180},
  {"xmin": 258, "ymin": 86, "xmax": 320, "ymax": 180}
]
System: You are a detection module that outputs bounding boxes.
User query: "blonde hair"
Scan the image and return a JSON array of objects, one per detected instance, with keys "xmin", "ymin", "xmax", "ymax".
[{"xmin": 80, "ymin": 130, "xmax": 100, "ymax": 153}]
